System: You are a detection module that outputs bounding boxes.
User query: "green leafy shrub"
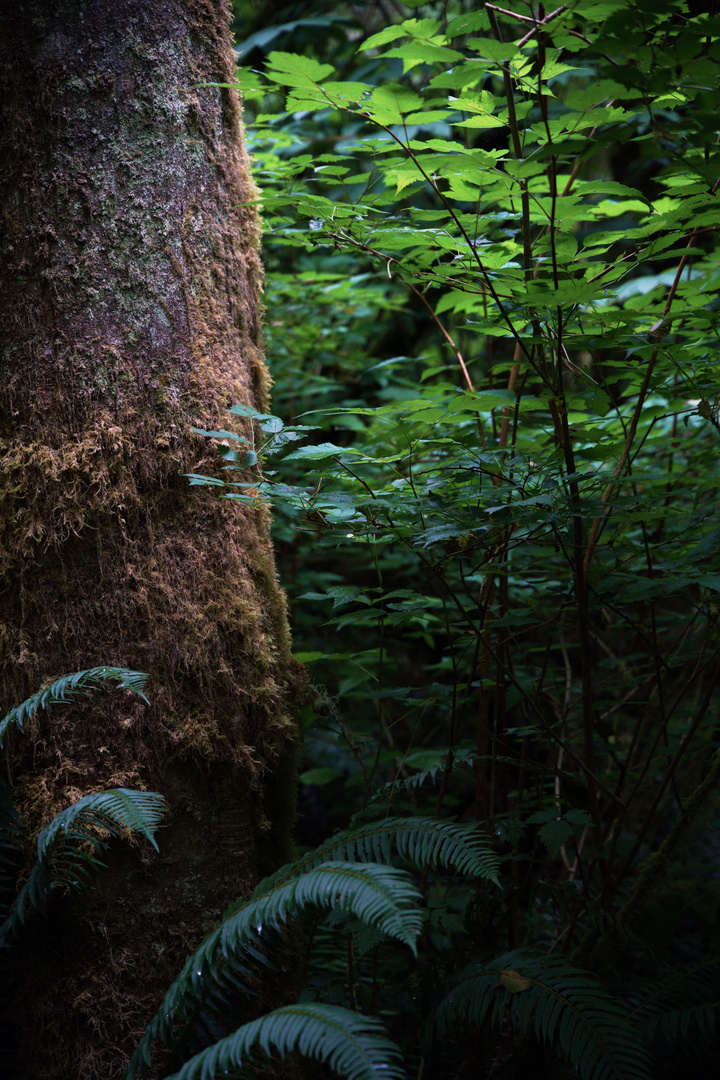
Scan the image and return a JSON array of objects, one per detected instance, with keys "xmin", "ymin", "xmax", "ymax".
[{"xmin": 181, "ymin": 0, "xmax": 720, "ymax": 1075}]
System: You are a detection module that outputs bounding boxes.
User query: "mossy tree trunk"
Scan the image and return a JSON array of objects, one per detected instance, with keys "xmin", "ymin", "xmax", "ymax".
[{"xmin": 0, "ymin": 1, "xmax": 300, "ymax": 1076}]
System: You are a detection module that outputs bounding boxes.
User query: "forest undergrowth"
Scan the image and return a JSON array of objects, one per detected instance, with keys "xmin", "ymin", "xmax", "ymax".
[{"xmin": 3, "ymin": 2, "xmax": 720, "ymax": 1078}]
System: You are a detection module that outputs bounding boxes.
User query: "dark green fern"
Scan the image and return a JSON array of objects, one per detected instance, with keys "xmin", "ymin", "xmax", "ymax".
[
  {"xmin": 0, "ymin": 788, "xmax": 166, "ymax": 948},
  {"xmin": 164, "ymin": 1003, "xmax": 404, "ymax": 1080},
  {"xmin": 1, "ymin": 670, "xmax": 164, "ymax": 950},
  {"xmin": 434, "ymin": 949, "xmax": 653, "ymax": 1080},
  {"xmin": 127, "ymin": 815, "xmax": 502, "ymax": 1078},
  {"xmin": 1, "ymin": 669, "xmax": 163, "ymax": 1079},
  {"xmin": 626, "ymin": 959, "xmax": 720, "ymax": 1049},
  {"xmin": 127, "ymin": 860, "xmax": 422, "ymax": 1078},
  {"xmin": 0, "ymin": 666, "xmax": 150, "ymax": 745},
  {"xmin": 255, "ymin": 816, "xmax": 501, "ymax": 894}
]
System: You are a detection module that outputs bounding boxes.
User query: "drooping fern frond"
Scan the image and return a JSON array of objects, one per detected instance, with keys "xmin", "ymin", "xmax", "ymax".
[
  {"xmin": 164, "ymin": 1003, "xmax": 405, "ymax": 1080},
  {"xmin": 0, "ymin": 788, "xmax": 166, "ymax": 948},
  {"xmin": 127, "ymin": 862, "xmax": 421, "ymax": 1079},
  {"xmin": 37, "ymin": 787, "xmax": 164, "ymax": 854},
  {"xmin": 434, "ymin": 949, "xmax": 653, "ymax": 1080},
  {"xmin": 253, "ymin": 816, "xmax": 500, "ymax": 897},
  {"xmin": 625, "ymin": 959, "xmax": 720, "ymax": 1047},
  {"xmin": 0, "ymin": 666, "xmax": 150, "ymax": 745}
]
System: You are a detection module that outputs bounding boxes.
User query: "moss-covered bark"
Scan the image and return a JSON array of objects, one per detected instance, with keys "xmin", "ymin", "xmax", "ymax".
[{"xmin": 0, "ymin": 1, "xmax": 301, "ymax": 1075}]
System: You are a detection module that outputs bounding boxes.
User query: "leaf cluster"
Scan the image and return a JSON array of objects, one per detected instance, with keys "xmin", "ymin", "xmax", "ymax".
[{"xmin": 189, "ymin": 0, "xmax": 720, "ymax": 1074}]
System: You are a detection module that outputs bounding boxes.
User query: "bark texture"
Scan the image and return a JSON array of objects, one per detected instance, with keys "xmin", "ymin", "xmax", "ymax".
[{"xmin": 0, "ymin": 1, "xmax": 300, "ymax": 1076}]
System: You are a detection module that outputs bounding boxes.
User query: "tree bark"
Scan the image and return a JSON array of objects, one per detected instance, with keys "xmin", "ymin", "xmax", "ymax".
[{"xmin": 0, "ymin": 1, "xmax": 300, "ymax": 1076}]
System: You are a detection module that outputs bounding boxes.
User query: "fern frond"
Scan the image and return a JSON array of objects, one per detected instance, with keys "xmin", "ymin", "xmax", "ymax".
[
  {"xmin": 0, "ymin": 789, "xmax": 165, "ymax": 947},
  {"xmin": 165, "ymin": 1003, "xmax": 405, "ymax": 1080},
  {"xmin": 366, "ymin": 747, "xmax": 478, "ymax": 806},
  {"xmin": 0, "ymin": 666, "xmax": 150, "ymax": 745},
  {"xmin": 127, "ymin": 862, "xmax": 421, "ymax": 1079},
  {"xmin": 38, "ymin": 788, "xmax": 164, "ymax": 854},
  {"xmin": 254, "ymin": 817, "xmax": 500, "ymax": 897},
  {"xmin": 367, "ymin": 751, "xmax": 577, "ymax": 813},
  {"xmin": 435, "ymin": 950, "xmax": 652, "ymax": 1080},
  {"xmin": 626, "ymin": 959, "xmax": 720, "ymax": 1046}
]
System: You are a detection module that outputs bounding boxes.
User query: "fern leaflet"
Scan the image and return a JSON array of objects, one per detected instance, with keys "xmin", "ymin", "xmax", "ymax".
[{"xmin": 254, "ymin": 816, "xmax": 500, "ymax": 896}]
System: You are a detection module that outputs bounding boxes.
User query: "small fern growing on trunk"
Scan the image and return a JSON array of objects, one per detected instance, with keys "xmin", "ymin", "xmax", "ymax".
[{"xmin": 0, "ymin": 670, "xmax": 165, "ymax": 944}]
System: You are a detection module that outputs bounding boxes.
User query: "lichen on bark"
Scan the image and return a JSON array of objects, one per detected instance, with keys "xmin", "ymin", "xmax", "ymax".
[{"xmin": 0, "ymin": 1, "xmax": 301, "ymax": 1076}]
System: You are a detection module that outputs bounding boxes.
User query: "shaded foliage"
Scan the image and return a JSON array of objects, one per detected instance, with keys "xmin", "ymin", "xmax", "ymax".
[
  {"xmin": 183, "ymin": 0, "xmax": 720, "ymax": 1076},
  {"xmin": 5, "ymin": 1, "xmax": 720, "ymax": 1078}
]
